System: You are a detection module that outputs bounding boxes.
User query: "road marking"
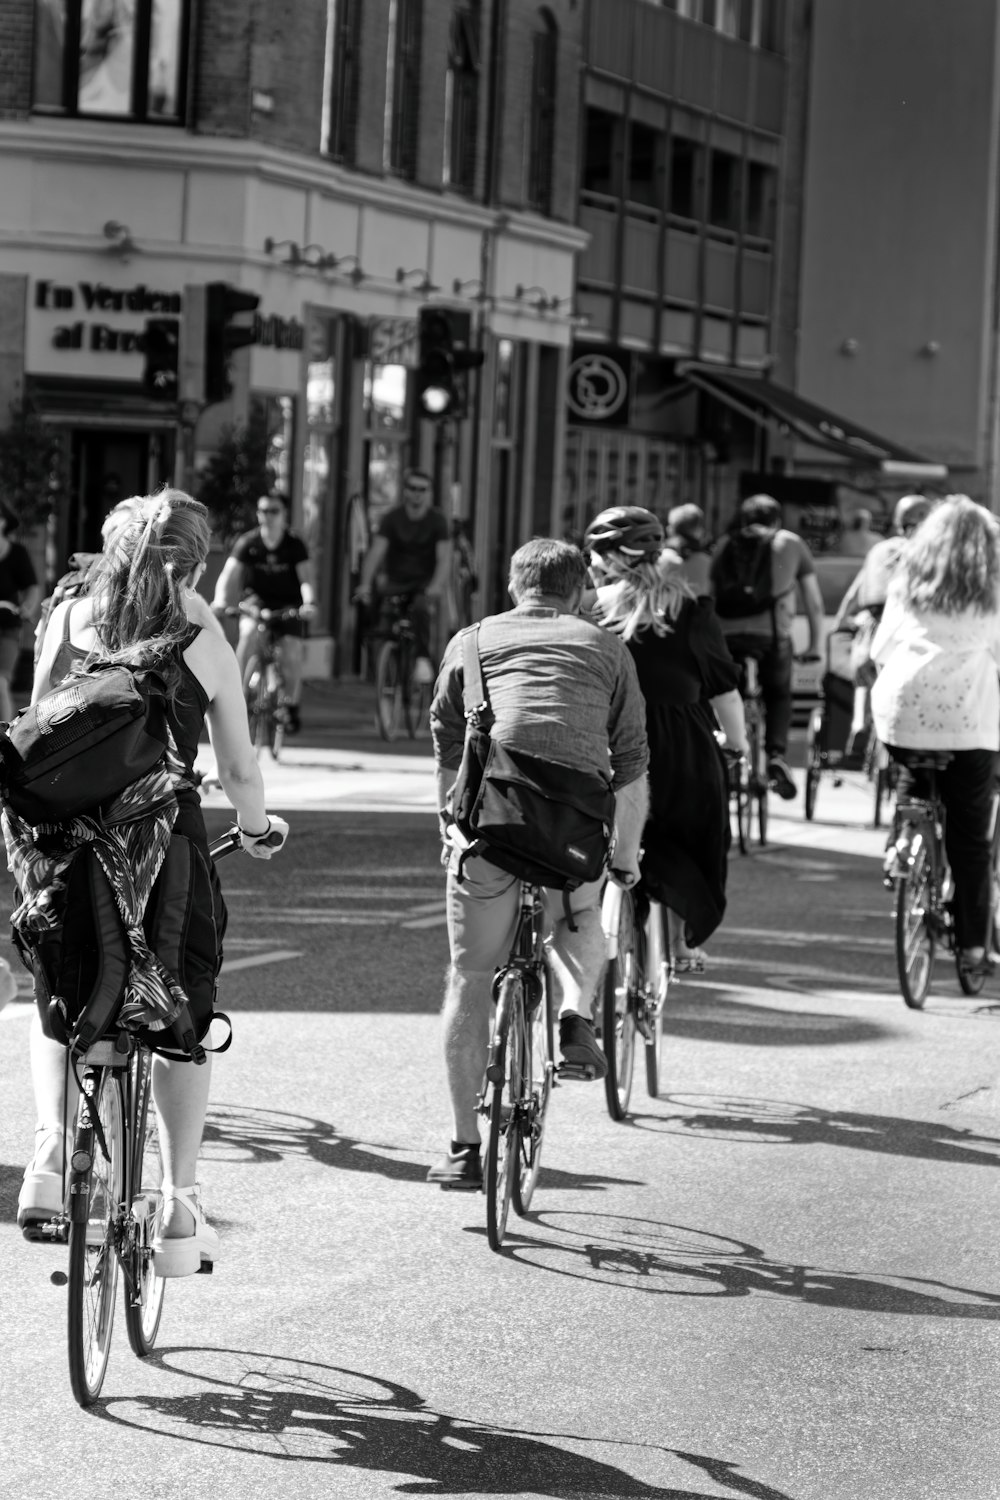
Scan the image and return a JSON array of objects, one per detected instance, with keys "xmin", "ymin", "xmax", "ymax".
[
  {"xmin": 401, "ymin": 913, "xmax": 448, "ymax": 930},
  {"xmin": 221, "ymin": 949, "xmax": 303, "ymax": 973}
]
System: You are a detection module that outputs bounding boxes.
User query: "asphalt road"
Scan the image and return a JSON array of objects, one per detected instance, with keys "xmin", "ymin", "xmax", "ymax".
[{"xmin": 1, "ymin": 758, "xmax": 999, "ymax": 1500}]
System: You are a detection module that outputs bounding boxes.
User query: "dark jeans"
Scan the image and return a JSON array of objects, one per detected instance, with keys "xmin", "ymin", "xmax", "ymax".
[
  {"xmin": 374, "ymin": 586, "xmax": 433, "ymax": 661},
  {"xmin": 725, "ymin": 633, "xmax": 794, "ymax": 759},
  {"xmin": 890, "ymin": 747, "xmax": 1000, "ymax": 950}
]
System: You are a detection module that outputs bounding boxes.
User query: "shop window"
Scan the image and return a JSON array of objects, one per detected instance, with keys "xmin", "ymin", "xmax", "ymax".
[
  {"xmin": 746, "ymin": 161, "xmax": 776, "ymax": 240},
  {"xmin": 494, "ymin": 340, "xmax": 514, "ymax": 439},
  {"xmin": 33, "ymin": 0, "xmax": 189, "ymax": 122},
  {"xmin": 627, "ymin": 121, "xmax": 663, "ymax": 211},
  {"xmin": 364, "ymin": 360, "xmax": 408, "ymax": 533},
  {"xmin": 443, "ymin": 4, "xmax": 480, "ymax": 194},
  {"xmin": 526, "ymin": 10, "xmax": 557, "ymax": 214},
  {"xmin": 708, "ymin": 149, "xmax": 740, "ymax": 231},
  {"xmin": 668, "ymin": 137, "xmax": 702, "ymax": 221},
  {"xmin": 254, "ymin": 395, "xmax": 296, "ymax": 501},
  {"xmin": 386, "ymin": 0, "xmax": 422, "ymax": 180},
  {"xmin": 582, "ymin": 107, "xmax": 623, "ymax": 199},
  {"xmin": 323, "ymin": 0, "xmax": 362, "ymax": 163}
]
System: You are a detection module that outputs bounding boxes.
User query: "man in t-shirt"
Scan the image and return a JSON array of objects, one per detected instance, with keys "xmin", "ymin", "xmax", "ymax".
[
  {"xmin": 212, "ymin": 492, "xmax": 316, "ymax": 733},
  {"xmin": 710, "ymin": 493, "xmax": 824, "ymax": 800},
  {"xmin": 354, "ymin": 469, "xmax": 450, "ymax": 682}
]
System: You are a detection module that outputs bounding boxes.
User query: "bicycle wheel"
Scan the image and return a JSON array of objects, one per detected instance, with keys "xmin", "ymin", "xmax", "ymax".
[
  {"xmin": 485, "ymin": 972, "xmax": 521, "ymax": 1252},
  {"xmin": 602, "ymin": 889, "xmax": 639, "ymax": 1121},
  {"xmin": 375, "ymin": 640, "xmax": 404, "ymax": 742},
  {"xmin": 804, "ymin": 715, "xmax": 821, "ymax": 821},
  {"xmin": 732, "ymin": 763, "xmax": 750, "ymax": 855},
  {"xmin": 511, "ymin": 965, "xmax": 553, "ymax": 1215},
  {"xmin": 895, "ymin": 836, "xmax": 935, "ymax": 1009},
  {"xmin": 756, "ymin": 785, "xmax": 769, "ymax": 846},
  {"xmin": 404, "ymin": 677, "xmax": 432, "ymax": 739},
  {"xmin": 67, "ymin": 1071, "xmax": 124, "ymax": 1407},
  {"xmin": 124, "ymin": 1051, "xmax": 165, "ymax": 1358},
  {"xmin": 643, "ymin": 906, "xmax": 667, "ymax": 1099},
  {"xmin": 243, "ymin": 657, "xmax": 268, "ymax": 756}
]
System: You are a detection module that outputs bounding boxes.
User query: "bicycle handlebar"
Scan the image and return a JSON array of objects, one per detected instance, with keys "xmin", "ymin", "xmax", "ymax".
[{"xmin": 209, "ymin": 820, "xmax": 289, "ymax": 860}]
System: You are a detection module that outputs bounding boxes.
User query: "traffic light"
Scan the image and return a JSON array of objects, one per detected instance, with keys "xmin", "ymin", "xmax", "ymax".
[
  {"xmin": 415, "ymin": 307, "xmax": 485, "ymax": 419},
  {"xmin": 204, "ymin": 281, "xmax": 261, "ymax": 404},
  {"xmin": 141, "ymin": 318, "xmax": 179, "ymax": 401}
]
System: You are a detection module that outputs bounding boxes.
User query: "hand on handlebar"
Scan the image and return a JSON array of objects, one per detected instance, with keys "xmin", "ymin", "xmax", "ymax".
[{"xmin": 239, "ymin": 815, "xmax": 289, "ymax": 859}]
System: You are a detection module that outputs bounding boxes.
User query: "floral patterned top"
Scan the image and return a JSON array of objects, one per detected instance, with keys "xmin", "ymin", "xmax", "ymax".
[{"xmin": 871, "ymin": 588, "xmax": 1000, "ymax": 749}]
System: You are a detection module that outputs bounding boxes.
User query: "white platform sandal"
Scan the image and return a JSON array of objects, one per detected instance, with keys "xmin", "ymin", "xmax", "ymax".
[
  {"xmin": 17, "ymin": 1125, "xmax": 67, "ymax": 1234},
  {"xmin": 151, "ymin": 1184, "xmax": 220, "ymax": 1278}
]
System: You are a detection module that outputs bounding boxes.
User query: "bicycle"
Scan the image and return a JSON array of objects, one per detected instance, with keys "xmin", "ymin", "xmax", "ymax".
[
  {"xmin": 599, "ymin": 878, "xmax": 669, "ymax": 1120},
  {"xmin": 372, "ymin": 593, "xmax": 433, "ymax": 743},
  {"xmin": 730, "ymin": 656, "xmax": 767, "ymax": 851},
  {"xmin": 865, "ymin": 733, "xmax": 898, "ymax": 829},
  {"xmin": 28, "ymin": 823, "xmax": 284, "ymax": 1407},
  {"xmin": 887, "ymin": 754, "xmax": 1000, "ymax": 1007},
  {"xmin": 238, "ymin": 604, "xmax": 305, "ymax": 761},
  {"xmin": 479, "ymin": 874, "xmax": 602, "ymax": 1252}
]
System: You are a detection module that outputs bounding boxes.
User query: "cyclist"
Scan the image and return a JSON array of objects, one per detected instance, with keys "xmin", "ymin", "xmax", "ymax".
[
  {"xmin": 709, "ymin": 493, "xmax": 823, "ymax": 801},
  {"xmin": 832, "ymin": 494, "xmax": 936, "ymax": 767},
  {"xmin": 0, "ymin": 500, "xmax": 40, "ymax": 722},
  {"xmin": 664, "ymin": 502, "xmax": 712, "ymax": 596},
  {"xmin": 428, "ymin": 538, "xmax": 649, "ymax": 1189},
  {"xmin": 872, "ymin": 495, "xmax": 1000, "ymax": 979},
  {"xmin": 212, "ymin": 492, "xmax": 316, "ymax": 734},
  {"xmin": 19, "ymin": 489, "xmax": 286, "ymax": 1274},
  {"xmin": 586, "ymin": 506, "xmax": 747, "ymax": 973},
  {"xmin": 354, "ymin": 469, "xmax": 450, "ymax": 683}
]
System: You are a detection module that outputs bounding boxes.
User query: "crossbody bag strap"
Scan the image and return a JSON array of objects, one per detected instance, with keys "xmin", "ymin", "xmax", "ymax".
[{"xmin": 461, "ymin": 624, "xmax": 492, "ymax": 728}]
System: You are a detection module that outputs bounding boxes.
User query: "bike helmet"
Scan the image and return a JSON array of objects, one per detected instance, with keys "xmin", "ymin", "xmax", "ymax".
[
  {"xmin": 892, "ymin": 494, "xmax": 934, "ymax": 534},
  {"xmin": 584, "ymin": 506, "xmax": 664, "ymax": 561}
]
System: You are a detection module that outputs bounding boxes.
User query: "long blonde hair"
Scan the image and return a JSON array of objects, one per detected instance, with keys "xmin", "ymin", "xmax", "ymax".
[
  {"xmin": 591, "ymin": 547, "xmax": 695, "ymax": 640},
  {"xmin": 88, "ymin": 488, "xmax": 210, "ymax": 675},
  {"xmin": 897, "ymin": 494, "xmax": 1000, "ymax": 616}
]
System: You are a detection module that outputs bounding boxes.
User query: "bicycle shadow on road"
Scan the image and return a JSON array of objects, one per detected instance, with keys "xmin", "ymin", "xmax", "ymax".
[
  {"xmin": 662, "ymin": 994, "xmax": 891, "ymax": 1048},
  {"xmin": 497, "ymin": 1211, "xmax": 1000, "ymax": 1319},
  {"xmin": 631, "ymin": 1092, "xmax": 1000, "ymax": 1168},
  {"xmin": 199, "ymin": 1103, "xmax": 641, "ymax": 1195},
  {"xmin": 94, "ymin": 1346, "xmax": 799, "ymax": 1498}
]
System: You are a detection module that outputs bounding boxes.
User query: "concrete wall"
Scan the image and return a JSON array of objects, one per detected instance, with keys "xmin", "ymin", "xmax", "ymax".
[{"xmin": 799, "ymin": 0, "xmax": 1000, "ymax": 478}]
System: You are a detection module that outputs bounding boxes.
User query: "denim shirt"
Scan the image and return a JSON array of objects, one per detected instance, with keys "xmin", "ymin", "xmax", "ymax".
[{"xmin": 430, "ymin": 607, "xmax": 649, "ymax": 789}]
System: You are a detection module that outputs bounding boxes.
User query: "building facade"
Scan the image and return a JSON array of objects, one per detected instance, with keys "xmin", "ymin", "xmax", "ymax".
[{"xmin": 0, "ymin": 0, "xmax": 587, "ymax": 669}]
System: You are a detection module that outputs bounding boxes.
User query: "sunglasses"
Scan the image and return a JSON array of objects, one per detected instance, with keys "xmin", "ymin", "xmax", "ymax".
[
  {"xmin": 257, "ymin": 506, "xmax": 283, "ymax": 515},
  {"xmin": 404, "ymin": 486, "xmax": 429, "ymax": 497}
]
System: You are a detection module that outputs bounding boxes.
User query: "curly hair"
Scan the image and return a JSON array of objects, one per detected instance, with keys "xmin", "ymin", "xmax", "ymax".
[
  {"xmin": 87, "ymin": 488, "xmax": 211, "ymax": 677},
  {"xmin": 897, "ymin": 494, "xmax": 1000, "ymax": 616},
  {"xmin": 591, "ymin": 546, "xmax": 694, "ymax": 641}
]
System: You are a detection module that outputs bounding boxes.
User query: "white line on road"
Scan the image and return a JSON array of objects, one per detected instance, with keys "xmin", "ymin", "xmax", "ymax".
[{"xmin": 221, "ymin": 950, "xmax": 303, "ymax": 973}]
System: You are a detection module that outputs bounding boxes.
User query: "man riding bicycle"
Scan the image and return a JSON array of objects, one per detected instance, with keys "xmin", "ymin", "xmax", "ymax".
[
  {"xmin": 212, "ymin": 492, "xmax": 316, "ymax": 733},
  {"xmin": 428, "ymin": 538, "xmax": 649, "ymax": 1190},
  {"xmin": 354, "ymin": 469, "xmax": 450, "ymax": 683},
  {"xmin": 709, "ymin": 493, "xmax": 824, "ymax": 801}
]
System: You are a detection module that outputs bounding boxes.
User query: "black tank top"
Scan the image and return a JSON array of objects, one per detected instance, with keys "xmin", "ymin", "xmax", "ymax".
[{"xmin": 50, "ymin": 605, "xmax": 209, "ymax": 779}]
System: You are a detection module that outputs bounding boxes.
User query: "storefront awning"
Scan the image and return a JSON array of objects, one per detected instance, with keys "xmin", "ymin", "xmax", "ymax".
[{"xmin": 676, "ymin": 363, "xmax": 948, "ymax": 478}]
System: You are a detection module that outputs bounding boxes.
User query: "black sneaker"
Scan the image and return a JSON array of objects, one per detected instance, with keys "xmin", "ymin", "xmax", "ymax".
[
  {"xmin": 426, "ymin": 1146, "xmax": 483, "ymax": 1191},
  {"xmin": 558, "ymin": 1013, "xmax": 608, "ymax": 1079},
  {"xmin": 285, "ymin": 704, "xmax": 301, "ymax": 736},
  {"xmin": 766, "ymin": 756, "xmax": 797, "ymax": 800}
]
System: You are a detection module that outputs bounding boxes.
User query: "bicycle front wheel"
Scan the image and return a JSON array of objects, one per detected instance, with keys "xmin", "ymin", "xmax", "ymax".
[
  {"xmin": 485, "ymin": 972, "xmax": 521, "ymax": 1252},
  {"xmin": 124, "ymin": 1050, "xmax": 165, "ymax": 1358},
  {"xmin": 68, "ymin": 1071, "xmax": 124, "ymax": 1407},
  {"xmin": 404, "ymin": 677, "xmax": 432, "ymax": 739},
  {"xmin": 602, "ymin": 889, "xmax": 639, "ymax": 1121},
  {"xmin": 895, "ymin": 837, "xmax": 935, "ymax": 1009},
  {"xmin": 512, "ymin": 966, "xmax": 553, "ymax": 1216},
  {"xmin": 375, "ymin": 640, "xmax": 404, "ymax": 742},
  {"xmin": 243, "ymin": 657, "xmax": 268, "ymax": 756}
]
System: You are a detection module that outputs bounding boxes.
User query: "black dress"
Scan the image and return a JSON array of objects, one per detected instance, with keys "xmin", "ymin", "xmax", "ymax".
[{"xmin": 626, "ymin": 597, "xmax": 740, "ymax": 948}]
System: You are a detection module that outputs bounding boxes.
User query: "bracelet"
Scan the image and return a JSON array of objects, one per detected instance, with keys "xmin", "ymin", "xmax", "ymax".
[{"xmin": 238, "ymin": 818, "xmax": 271, "ymax": 839}]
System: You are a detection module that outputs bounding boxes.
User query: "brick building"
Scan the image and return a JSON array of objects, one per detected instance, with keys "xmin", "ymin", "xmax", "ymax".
[{"xmin": 0, "ymin": 0, "xmax": 586, "ymax": 668}]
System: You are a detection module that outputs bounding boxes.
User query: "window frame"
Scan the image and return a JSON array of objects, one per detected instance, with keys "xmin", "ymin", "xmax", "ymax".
[
  {"xmin": 443, "ymin": 3, "xmax": 481, "ymax": 194},
  {"xmin": 32, "ymin": 0, "xmax": 191, "ymax": 125},
  {"xmin": 323, "ymin": 0, "xmax": 362, "ymax": 162},
  {"xmin": 526, "ymin": 8, "xmax": 558, "ymax": 215},
  {"xmin": 387, "ymin": 0, "xmax": 423, "ymax": 181}
]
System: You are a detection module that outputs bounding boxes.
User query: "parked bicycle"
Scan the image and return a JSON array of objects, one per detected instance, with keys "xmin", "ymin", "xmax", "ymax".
[
  {"xmin": 237, "ymin": 603, "xmax": 306, "ymax": 761},
  {"xmin": 30, "ymin": 823, "xmax": 284, "ymax": 1407},
  {"xmin": 886, "ymin": 753, "xmax": 1000, "ymax": 1007},
  {"xmin": 372, "ymin": 593, "xmax": 433, "ymax": 743},
  {"xmin": 600, "ymin": 877, "xmax": 669, "ymax": 1119}
]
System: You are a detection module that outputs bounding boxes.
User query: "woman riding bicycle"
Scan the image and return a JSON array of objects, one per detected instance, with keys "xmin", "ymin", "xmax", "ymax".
[
  {"xmin": 584, "ymin": 506, "xmax": 748, "ymax": 972},
  {"xmin": 19, "ymin": 488, "xmax": 285, "ymax": 1275},
  {"xmin": 872, "ymin": 495, "xmax": 1000, "ymax": 978}
]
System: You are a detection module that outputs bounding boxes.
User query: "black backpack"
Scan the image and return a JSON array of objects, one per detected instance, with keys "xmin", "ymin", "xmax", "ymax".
[{"xmin": 711, "ymin": 531, "xmax": 777, "ymax": 622}]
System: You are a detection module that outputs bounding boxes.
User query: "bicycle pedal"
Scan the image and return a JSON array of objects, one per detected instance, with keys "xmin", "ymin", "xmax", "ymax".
[
  {"xmin": 558, "ymin": 1062, "xmax": 597, "ymax": 1081},
  {"xmin": 20, "ymin": 1216, "xmax": 68, "ymax": 1245}
]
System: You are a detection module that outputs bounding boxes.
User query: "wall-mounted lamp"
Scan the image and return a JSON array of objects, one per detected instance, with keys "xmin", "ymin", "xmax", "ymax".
[
  {"xmin": 452, "ymin": 278, "xmax": 492, "ymax": 303},
  {"xmin": 920, "ymin": 340, "xmax": 941, "ymax": 357},
  {"xmin": 839, "ymin": 337, "xmax": 860, "ymax": 356},
  {"xmin": 263, "ymin": 236, "xmax": 303, "ymax": 265},
  {"xmin": 103, "ymin": 220, "xmax": 138, "ymax": 259},
  {"xmin": 514, "ymin": 283, "xmax": 561, "ymax": 311},
  {"xmin": 322, "ymin": 253, "xmax": 365, "ymax": 285},
  {"xmin": 396, "ymin": 267, "xmax": 440, "ymax": 294}
]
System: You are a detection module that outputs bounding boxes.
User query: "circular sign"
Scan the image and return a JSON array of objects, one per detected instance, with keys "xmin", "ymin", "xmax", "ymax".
[{"xmin": 566, "ymin": 352, "xmax": 629, "ymax": 421}]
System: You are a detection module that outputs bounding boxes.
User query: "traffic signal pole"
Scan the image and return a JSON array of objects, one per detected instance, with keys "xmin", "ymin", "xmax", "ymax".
[{"xmin": 176, "ymin": 285, "xmax": 207, "ymax": 492}]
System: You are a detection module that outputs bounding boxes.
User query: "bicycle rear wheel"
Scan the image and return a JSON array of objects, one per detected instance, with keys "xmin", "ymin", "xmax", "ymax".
[
  {"xmin": 511, "ymin": 966, "xmax": 553, "ymax": 1215},
  {"xmin": 68, "ymin": 1071, "xmax": 124, "ymax": 1407},
  {"xmin": 895, "ymin": 837, "xmax": 935, "ymax": 1009},
  {"xmin": 732, "ymin": 764, "xmax": 750, "ymax": 855},
  {"xmin": 643, "ymin": 906, "xmax": 667, "ymax": 1098},
  {"xmin": 485, "ymin": 973, "xmax": 521, "ymax": 1252},
  {"xmin": 375, "ymin": 640, "xmax": 404, "ymax": 741},
  {"xmin": 602, "ymin": 889, "xmax": 639, "ymax": 1121},
  {"xmin": 124, "ymin": 1051, "xmax": 165, "ymax": 1358},
  {"xmin": 804, "ymin": 715, "xmax": 821, "ymax": 821}
]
